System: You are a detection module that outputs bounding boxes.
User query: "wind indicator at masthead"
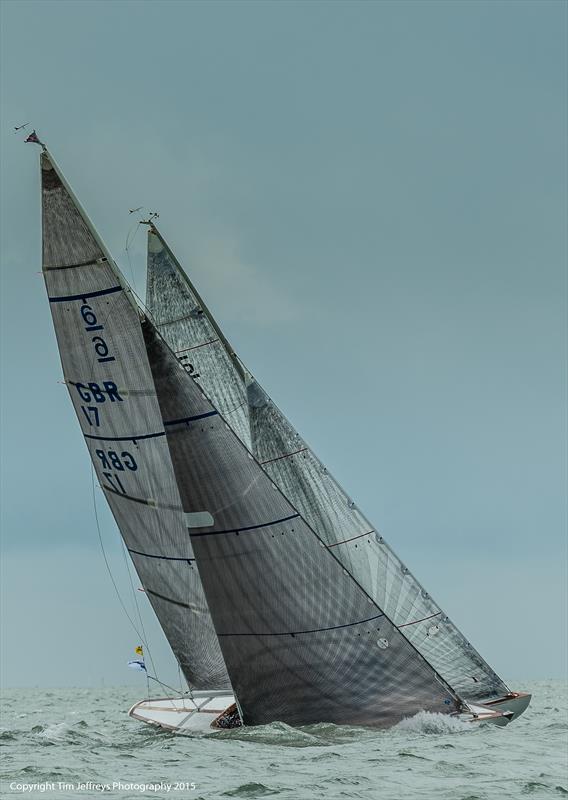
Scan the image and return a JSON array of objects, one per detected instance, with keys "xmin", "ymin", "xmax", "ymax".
[{"xmin": 24, "ymin": 129, "xmax": 46, "ymax": 150}]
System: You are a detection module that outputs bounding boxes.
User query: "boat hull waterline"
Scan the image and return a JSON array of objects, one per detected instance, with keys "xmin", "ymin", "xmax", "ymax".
[{"xmin": 129, "ymin": 691, "xmax": 531, "ymax": 733}]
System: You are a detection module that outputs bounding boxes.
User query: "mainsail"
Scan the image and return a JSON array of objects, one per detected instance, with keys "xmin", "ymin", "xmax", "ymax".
[
  {"xmin": 142, "ymin": 321, "xmax": 462, "ymax": 727},
  {"xmin": 40, "ymin": 152, "xmax": 230, "ymax": 690},
  {"xmin": 146, "ymin": 225, "xmax": 510, "ymax": 704}
]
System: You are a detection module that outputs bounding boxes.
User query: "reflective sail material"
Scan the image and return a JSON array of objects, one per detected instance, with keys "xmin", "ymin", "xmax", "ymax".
[
  {"xmin": 247, "ymin": 383, "xmax": 509, "ymax": 702},
  {"xmin": 41, "ymin": 152, "xmax": 230, "ymax": 690},
  {"xmin": 147, "ymin": 227, "xmax": 510, "ymax": 704},
  {"xmin": 142, "ymin": 322, "xmax": 461, "ymax": 727}
]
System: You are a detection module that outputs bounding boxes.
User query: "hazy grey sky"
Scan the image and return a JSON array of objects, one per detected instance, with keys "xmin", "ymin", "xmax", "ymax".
[{"xmin": 1, "ymin": 0, "xmax": 566, "ymax": 689}]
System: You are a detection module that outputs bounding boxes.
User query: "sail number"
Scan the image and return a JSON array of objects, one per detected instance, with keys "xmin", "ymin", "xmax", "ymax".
[
  {"xmin": 75, "ymin": 381, "xmax": 123, "ymax": 428},
  {"xmin": 80, "ymin": 302, "xmax": 115, "ymax": 364},
  {"xmin": 95, "ymin": 449, "xmax": 138, "ymax": 472},
  {"xmin": 96, "ymin": 449, "xmax": 138, "ymax": 495}
]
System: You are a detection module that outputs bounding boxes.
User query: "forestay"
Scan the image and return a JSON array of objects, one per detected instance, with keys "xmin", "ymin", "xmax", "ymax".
[
  {"xmin": 142, "ymin": 321, "xmax": 462, "ymax": 727},
  {"xmin": 40, "ymin": 152, "xmax": 230, "ymax": 691},
  {"xmin": 146, "ymin": 227, "xmax": 510, "ymax": 704}
]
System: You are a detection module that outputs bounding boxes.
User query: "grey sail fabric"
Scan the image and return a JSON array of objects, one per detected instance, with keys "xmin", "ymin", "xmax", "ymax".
[
  {"xmin": 142, "ymin": 322, "xmax": 462, "ymax": 728},
  {"xmin": 146, "ymin": 230, "xmax": 251, "ymax": 448},
  {"xmin": 247, "ymin": 383, "xmax": 509, "ymax": 703},
  {"xmin": 40, "ymin": 152, "xmax": 230, "ymax": 691},
  {"xmin": 146, "ymin": 230, "xmax": 510, "ymax": 705}
]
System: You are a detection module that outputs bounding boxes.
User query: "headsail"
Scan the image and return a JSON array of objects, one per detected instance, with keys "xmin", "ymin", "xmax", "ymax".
[
  {"xmin": 146, "ymin": 226, "xmax": 510, "ymax": 704},
  {"xmin": 40, "ymin": 152, "xmax": 230, "ymax": 690},
  {"xmin": 142, "ymin": 321, "xmax": 461, "ymax": 727}
]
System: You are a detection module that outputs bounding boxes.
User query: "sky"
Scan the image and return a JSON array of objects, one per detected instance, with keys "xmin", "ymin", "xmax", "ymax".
[{"xmin": 0, "ymin": 0, "xmax": 566, "ymax": 690}]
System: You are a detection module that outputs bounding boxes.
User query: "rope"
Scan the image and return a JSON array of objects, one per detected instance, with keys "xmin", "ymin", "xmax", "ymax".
[
  {"xmin": 119, "ymin": 537, "xmax": 157, "ymax": 676},
  {"xmin": 90, "ymin": 464, "xmax": 158, "ymax": 679},
  {"xmin": 124, "ymin": 221, "xmax": 141, "ymax": 294},
  {"xmin": 90, "ymin": 464, "xmax": 146, "ymax": 641}
]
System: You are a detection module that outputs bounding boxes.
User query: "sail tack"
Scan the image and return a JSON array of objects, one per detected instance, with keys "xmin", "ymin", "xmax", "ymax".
[
  {"xmin": 146, "ymin": 227, "xmax": 510, "ymax": 704},
  {"xmin": 143, "ymin": 322, "xmax": 460, "ymax": 727},
  {"xmin": 40, "ymin": 152, "xmax": 230, "ymax": 690}
]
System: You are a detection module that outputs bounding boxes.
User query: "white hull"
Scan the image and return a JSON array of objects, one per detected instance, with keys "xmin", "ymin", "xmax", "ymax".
[
  {"xmin": 129, "ymin": 691, "xmax": 237, "ymax": 733},
  {"xmin": 461, "ymin": 691, "xmax": 532, "ymax": 726},
  {"xmin": 129, "ymin": 691, "xmax": 531, "ymax": 733}
]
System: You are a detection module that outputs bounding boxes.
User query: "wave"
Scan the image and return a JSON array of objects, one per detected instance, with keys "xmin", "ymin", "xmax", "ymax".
[
  {"xmin": 31, "ymin": 720, "xmax": 109, "ymax": 746},
  {"xmin": 209, "ymin": 720, "xmax": 324, "ymax": 748},
  {"xmin": 394, "ymin": 711, "xmax": 473, "ymax": 735},
  {"xmin": 221, "ymin": 783, "xmax": 280, "ymax": 798}
]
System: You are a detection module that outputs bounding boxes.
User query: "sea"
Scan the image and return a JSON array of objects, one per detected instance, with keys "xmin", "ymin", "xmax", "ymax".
[{"xmin": 1, "ymin": 680, "xmax": 566, "ymax": 800}]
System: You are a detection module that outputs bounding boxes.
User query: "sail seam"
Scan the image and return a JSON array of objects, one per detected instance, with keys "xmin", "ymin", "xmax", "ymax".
[
  {"xmin": 160, "ymin": 311, "xmax": 203, "ymax": 327},
  {"xmin": 260, "ymin": 448, "xmax": 309, "ymax": 465},
  {"xmin": 398, "ymin": 612, "xmax": 442, "ymax": 629},
  {"xmin": 84, "ymin": 431, "xmax": 165, "ymax": 442},
  {"xmin": 327, "ymin": 530, "xmax": 375, "ymax": 547},
  {"xmin": 129, "ymin": 547, "xmax": 195, "ymax": 563},
  {"xmin": 217, "ymin": 612, "xmax": 385, "ymax": 637},
  {"xmin": 44, "ymin": 257, "xmax": 107, "ymax": 271},
  {"xmin": 190, "ymin": 513, "xmax": 300, "ymax": 538},
  {"xmin": 175, "ymin": 339, "xmax": 220, "ymax": 354},
  {"xmin": 82, "ymin": 411, "xmax": 219, "ymax": 442},
  {"xmin": 48, "ymin": 285, "xmax": 123, "ymax": 303},
  {"xmin": 164, "ymin": 410, "xmax": 219, "ymax": 427}
]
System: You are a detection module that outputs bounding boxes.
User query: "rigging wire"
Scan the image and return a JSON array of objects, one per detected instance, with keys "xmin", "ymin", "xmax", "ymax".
[
  {"xmin": 119, "ymin": 537, "xmax": 158, "ymax": 677},
  {"xmin": 124, "ymin": 220, "xmax": 142, "ymax": 294},
  {"xmin": 90, "ymin": 463, "xmax": 158, "ymax": 673},
  {"xmin": 147, "ymin": 673, "xmax": 190, "ymax": 697}
]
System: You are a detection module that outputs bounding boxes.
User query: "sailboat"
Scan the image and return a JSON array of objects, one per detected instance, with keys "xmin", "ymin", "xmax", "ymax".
[{"xmin": 37, "ymin": 143, "xmax": 530, "ymax": 731}]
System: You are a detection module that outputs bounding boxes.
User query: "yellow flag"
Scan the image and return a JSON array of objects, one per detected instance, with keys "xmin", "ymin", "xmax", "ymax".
[{"xmin": 135, "ymin": 646, "xmax": 143, "ymax": 656}]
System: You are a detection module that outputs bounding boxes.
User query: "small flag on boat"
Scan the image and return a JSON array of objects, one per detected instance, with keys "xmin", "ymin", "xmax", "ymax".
[
  {"xmin": 127, "ymin": 659, "xmax": 147, "ymax": 672},
  {"xmin": 25, "ymin": 130, "xmax": 43, "ymax": 146},
  {"xmin": 135, "ymin": 645, "xmax": 144, "ymax": 656}
]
